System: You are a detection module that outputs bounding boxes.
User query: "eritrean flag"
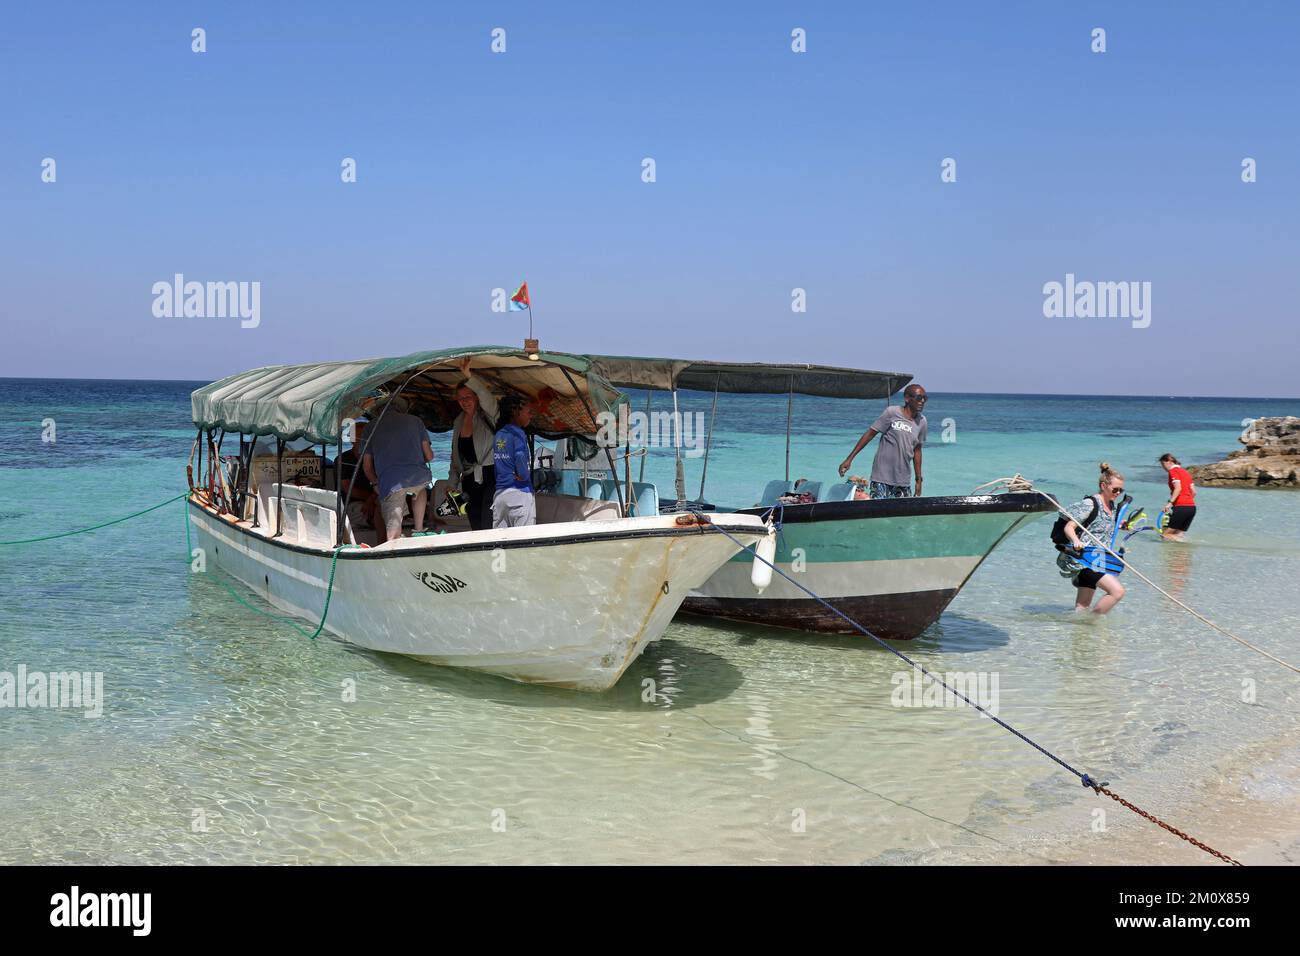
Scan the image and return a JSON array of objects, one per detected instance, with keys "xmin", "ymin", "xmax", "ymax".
[{"xmin": 509, "ymin": 281, "xmax": 530, "ymax": 311}]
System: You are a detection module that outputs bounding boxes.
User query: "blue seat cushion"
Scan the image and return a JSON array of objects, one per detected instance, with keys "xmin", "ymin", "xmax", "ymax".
[
  {"xmin": 819, "ymin": 482, "xmax": 854, "ymax": 502},
  {"xmin": 759, "ymin": 480, "xmax": 793, "ymax": 505}
]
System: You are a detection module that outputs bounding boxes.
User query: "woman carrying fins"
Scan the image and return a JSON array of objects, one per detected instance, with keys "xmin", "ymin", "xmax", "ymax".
[{"xmin": 1051, "ymin": 462, "xmax": 1131, "ymax": 615}]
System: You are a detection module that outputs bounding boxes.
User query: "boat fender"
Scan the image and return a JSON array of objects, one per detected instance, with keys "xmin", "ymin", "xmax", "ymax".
[{"xmin": 751, "ymin": 525, "xmax": 778, "ymax": 592}]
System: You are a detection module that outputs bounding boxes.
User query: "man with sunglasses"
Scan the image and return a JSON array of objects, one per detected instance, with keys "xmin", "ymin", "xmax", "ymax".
[{"xmin": 838, "ymin": 384, "xmax": 928, "ymax": 498}]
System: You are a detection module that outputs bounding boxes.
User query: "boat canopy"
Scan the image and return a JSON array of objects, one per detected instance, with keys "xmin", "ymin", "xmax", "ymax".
[
  {"xmin": 577, "ymin": 355, "xmax": 911, "ymax": 400},
  {"xmin": 191, "ymin": 346, "xmax": 625, "ymax": 444}
]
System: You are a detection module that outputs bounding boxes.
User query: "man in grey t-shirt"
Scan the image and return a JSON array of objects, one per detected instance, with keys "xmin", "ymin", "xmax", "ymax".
[
  {"xmin": 362, "ymin": 397, "xmax": 434, "ymax": 540},
  {"xmin": 837, "ymin": 384, "xmax": 928, "ymax": 498}
]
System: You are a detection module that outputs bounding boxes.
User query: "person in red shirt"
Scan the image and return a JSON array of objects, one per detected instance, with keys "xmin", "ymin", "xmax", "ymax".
[{"xmin": 1159, "ymin": 453, "xmax": 1197, "ymax": 540}]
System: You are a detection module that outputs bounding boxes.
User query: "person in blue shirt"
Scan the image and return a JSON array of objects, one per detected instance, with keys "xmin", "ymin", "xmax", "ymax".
[{"xmin": 491, "ymin": 395, "xmax": 537, "ymax": 528}]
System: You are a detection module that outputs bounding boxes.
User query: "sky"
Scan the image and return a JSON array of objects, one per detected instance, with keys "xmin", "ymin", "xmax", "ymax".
[{"xmin": 2, "ymin": 1, "xmax": 1297, "ymax": 395}]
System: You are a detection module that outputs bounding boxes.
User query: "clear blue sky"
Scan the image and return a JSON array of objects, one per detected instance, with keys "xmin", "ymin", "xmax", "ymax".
[{"xmin": 3, "ymin": 1, "xmax": 1296, "ymax": 395}]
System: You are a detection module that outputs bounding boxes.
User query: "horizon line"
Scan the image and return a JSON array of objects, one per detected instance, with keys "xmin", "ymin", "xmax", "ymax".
[{"xmin": 2, "ymin": 375, "xmax": 1298, "ymax": 403}]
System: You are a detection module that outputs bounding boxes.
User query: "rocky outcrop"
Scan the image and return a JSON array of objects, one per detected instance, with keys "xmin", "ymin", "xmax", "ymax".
[{"xmin": 1188, "ymin": 417, "xmax": 1300, "ymax": 488}]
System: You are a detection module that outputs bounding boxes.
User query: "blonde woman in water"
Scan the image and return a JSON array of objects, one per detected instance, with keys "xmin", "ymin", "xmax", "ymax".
[{"xmin": 1055, "ymin": 462, "xmax": 1128, "ymax": 614}]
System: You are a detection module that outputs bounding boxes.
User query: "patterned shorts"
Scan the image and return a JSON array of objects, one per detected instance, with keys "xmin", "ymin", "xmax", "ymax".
[{"xmin": 869, "ymin": 481, "xmax": 912, "ymax": 499}]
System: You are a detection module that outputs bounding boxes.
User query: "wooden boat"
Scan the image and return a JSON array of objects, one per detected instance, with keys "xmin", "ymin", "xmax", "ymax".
[
  {"xmin": 570, "ymin": 356, "xmax": 1054, "ymax": 639},
  {"xmin": 187, "ymin": 347, "xmax": 767, "ymax": 689}
]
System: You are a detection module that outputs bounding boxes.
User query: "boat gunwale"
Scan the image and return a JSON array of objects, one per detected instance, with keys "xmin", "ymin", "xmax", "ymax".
[
  {"xmin": 730, "ymin": 491, "xmax": 1056, "ymax": 523},
  {"xmin": 187, "ymin": 498, "xmax": 764, "ymax": 561}
]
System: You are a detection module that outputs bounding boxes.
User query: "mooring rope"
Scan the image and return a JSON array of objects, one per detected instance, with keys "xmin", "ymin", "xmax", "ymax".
[
  {"xmin": 0, "ymin": 492, "xmax": 190, "ymax": 546},
  {"xmin": 181, "ymin": 494, "xmax": 344, "ymax": 640},
  {"xmin": 2, "ymin": 490, "xmax": 343, "ymax": 641},
  {"xmin": 712, "ymin": 509, "xmax": 1241, "ymax": 865},
  {"xmin": 974, "ymin": 474, "xmax": 1300, "ymax": 675}
]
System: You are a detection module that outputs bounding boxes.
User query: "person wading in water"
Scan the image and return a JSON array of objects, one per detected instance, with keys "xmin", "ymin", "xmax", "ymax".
[{"xmin": 1054, "ymin": 462, "xmax": 1128, "ymax": 614}]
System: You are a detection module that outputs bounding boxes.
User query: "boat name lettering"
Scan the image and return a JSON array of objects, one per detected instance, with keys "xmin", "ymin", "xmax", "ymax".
[{"xmin": 410, "ymin": 570, "xmax": 468, "ymax": 594}]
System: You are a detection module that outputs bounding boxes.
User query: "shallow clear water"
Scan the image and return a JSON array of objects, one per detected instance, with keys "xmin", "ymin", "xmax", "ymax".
[{"xmin": 1, "ymin": 379, "xmax": 1298, "ymax": 863}]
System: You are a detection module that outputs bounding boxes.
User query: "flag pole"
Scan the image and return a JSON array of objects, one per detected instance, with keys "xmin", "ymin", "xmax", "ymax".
[{"xmin": 519, "ymin": 283, "xmax": 539, "ymax": 358}]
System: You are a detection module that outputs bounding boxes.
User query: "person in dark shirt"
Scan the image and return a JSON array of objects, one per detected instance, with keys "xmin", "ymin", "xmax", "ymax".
[
  {"xmin": 491, "ymin": 396, "xmax": 537, "ymax": 528},
  {"xmin": 449, "ymin": 357, "xmax": 499, "ymax": 531},
  {"xmin": 363, "ymin": 397, "xmax": 435, "ymax": 540},
  {"xmin": 339, "ymin": 420, "xmax": 379, "ymax": 538}
]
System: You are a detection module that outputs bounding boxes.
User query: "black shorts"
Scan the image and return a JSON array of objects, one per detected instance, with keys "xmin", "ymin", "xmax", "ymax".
[
  {"xmin": 1167, "ymin": 505, "xmax": 1196, "ymax": 532},
  {"xmin": 1074, "ymin": 568, "xmax": 1105, "ymax": 590}
]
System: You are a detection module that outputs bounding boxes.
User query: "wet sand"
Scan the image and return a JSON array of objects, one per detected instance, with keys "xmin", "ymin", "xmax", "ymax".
[{"xmin": 1054, "ymin": 737, "xmax": 1300, "ymax": 866}]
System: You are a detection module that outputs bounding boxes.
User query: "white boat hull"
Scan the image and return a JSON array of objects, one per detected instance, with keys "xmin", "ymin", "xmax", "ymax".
[{"xmin": 189, "ymin": 501, "xmax": 764, "ymax": 690}]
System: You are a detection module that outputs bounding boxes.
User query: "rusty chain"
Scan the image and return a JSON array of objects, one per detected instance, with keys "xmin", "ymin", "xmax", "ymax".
[{"xmin": 1089, "ymin": 782, "xmax": 1242, "ymax": 866}]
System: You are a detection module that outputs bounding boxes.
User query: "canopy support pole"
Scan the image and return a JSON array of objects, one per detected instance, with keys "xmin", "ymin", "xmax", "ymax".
[
  {"xmin": 624, "ymin": 424, "xmax": 633, "ymax": 515},
  {"xmin": 250, "ymin": 435, "xmax": 260, "ymax": 528},
  {"xmin": 190, "ymin": 427, "xmax": 203, "ymax": 496},
  {"xmin": 235, "ymin": 433, "xmax": 251, "ymax": 518},
  {"xmin": 672, "ymin": 387, "xmax": 685, "ymax": 503},
  {"xmin": 206, "ymin": 429, "xmax": 220, "ymax": 505},
  {"xmin": 203, "ymin": 429, "xmax": 212, "ymax": 500},
  {"xmin": 559, "ymin": 367, "xmax": 626, "ymax": 516},
  {"xmin": 697, "ymin": 373, "xmax": 719, "ymax": 502},
  {"xmin": 785, "ymin": 375, "xmax": 794, "ymax": 482},
  {"xmin": 273, "ymin": 438, "xmax": 285, "ymax": 538},
  {"xmin": 335, "ymin": 422, "xmax": 345, "ymax": 546},
  {"xmin": 638, "ymin": 390, "xmax": 650, "ymax": 484},
  {"xmin": 215, "ymin": 430, "xmax": 226, "ymax": 512}
]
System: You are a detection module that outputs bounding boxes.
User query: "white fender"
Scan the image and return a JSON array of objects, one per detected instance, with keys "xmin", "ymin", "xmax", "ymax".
[{"xmin": 751, "ymin": 525, "xmax": 777, "ymax": 592}]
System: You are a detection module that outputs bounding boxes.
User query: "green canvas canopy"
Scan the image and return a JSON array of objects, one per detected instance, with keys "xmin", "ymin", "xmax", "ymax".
[
  {"xmin": 191, "ymin": 345, "xmax": 625, "ymax": 444},
  {"xmin": 575, "ymin": 355, "xmax": 911, "ymax": 400}
]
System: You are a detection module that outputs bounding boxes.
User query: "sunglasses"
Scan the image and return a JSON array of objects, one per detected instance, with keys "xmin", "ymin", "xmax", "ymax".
[{"xmin": 909, "ymin": 394, "xmax": 928, "ymax": 403}]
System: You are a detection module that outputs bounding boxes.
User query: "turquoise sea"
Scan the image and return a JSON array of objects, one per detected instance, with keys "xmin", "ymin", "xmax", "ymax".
[{"xmin": 2, "ymin": 379, "xmax": 1298, "ymax": 864}]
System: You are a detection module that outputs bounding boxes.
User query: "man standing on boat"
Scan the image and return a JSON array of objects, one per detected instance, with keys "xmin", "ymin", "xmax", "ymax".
[
  {"xmin": 363, "ymin": 396, "xmax": 435, "ymax": 539},
  {"xmin": 837, "ymin": 384, "xmax": 928, "ymax": 498}
]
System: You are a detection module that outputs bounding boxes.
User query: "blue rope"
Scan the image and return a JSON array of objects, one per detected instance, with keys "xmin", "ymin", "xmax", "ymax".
[{"xmin": 763, "ymin": 502, "xmax": 787, "ymax": 551}]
